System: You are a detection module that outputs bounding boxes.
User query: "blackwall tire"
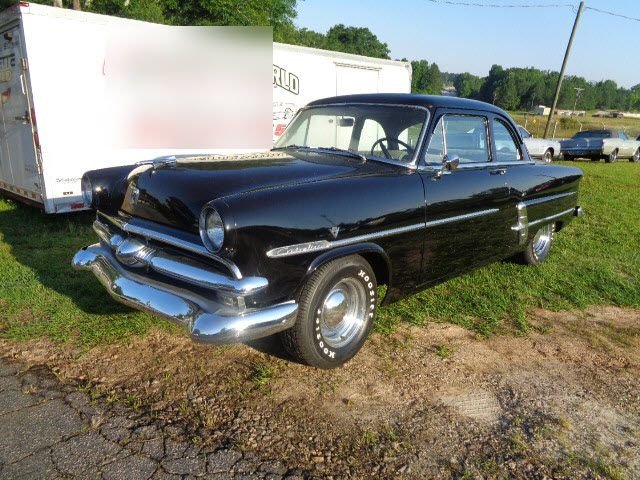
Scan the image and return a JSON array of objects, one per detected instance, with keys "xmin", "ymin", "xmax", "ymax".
[
  {"xmin": 631, "ymin": 149, "xmax": 639, "ymax": 162},
  {"xmin": 543, "ymin": 149, "xmax": 553, "ymax": 164},
  {"xmin": 521, "ymin": 223, "xmax": 555, "ymax": 265},
  {"xmin": 605, "ymin": 150, "xmax": 618, "ymax": 163},
  {"xmin": 281, "ymin": 255, "xmax": 377, "ymax": 369}
]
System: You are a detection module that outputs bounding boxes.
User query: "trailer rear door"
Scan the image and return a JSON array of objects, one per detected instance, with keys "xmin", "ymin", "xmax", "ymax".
[{"xmin": 0, "ymin": 21, "xmax": 41, "ymax": 204}]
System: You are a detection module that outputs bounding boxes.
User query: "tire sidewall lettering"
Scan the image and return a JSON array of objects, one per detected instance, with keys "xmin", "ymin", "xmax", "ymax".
[{"xmin": 312, "ymin": 265, "xmax": 376, "ymax": 362}]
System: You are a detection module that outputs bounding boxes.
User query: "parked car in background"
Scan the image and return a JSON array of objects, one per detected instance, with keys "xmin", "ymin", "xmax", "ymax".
[
  {"xmin": 73, "ymin": 94, "xmax": 584, "ymax": 369},
  {"xmin": 560, "ymin": 129, "xmax": 640, "ymax": 163},
  {"xmin": 516, "ymin": 126, "xmax": 561, "ymax": 163}
]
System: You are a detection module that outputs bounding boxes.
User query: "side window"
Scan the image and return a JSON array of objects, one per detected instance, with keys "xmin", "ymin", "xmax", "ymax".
[
  {"xmin": 424, "ymin": 117, "xmax": 445, "ymax": 165},
  {"xmin": 518, "ymin": 126, "xmax": 531, "ymax": 139},
  {"xmin": 443, "ymin": 115, "xmax": 489, "ymax": 164},
  {"xmin": 424, "ymin": 115, "xmax": 489, "ymax": 164},
  {"xmin": 493, "ymin": 119, "xmax": 522, "ymax": 162},
  {"xmin": 619, "ymin": 131, "xmax": 628, "ymax": 140}
]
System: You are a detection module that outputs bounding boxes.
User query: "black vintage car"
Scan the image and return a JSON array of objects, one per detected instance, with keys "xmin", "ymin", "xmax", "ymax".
[{"xmin": 73, "ymin": 94, "xmax": 583, "ymax": 369}]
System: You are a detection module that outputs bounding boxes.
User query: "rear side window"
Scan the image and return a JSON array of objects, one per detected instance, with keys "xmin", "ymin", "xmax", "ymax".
[
  {"xmin": 424, "ymin": 114, "xmax": 489, "ymax": 164},
  {"xmin": 493, "ymin": 119, "xmax": 522, "ymax": 162}
]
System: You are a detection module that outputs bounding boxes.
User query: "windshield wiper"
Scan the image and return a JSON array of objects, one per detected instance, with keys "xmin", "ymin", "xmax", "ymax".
[
  {"xmin": 316, "ymin": 146, "xmax": 367, "ymax": 162},
  {"xmin": 272, "ymin": 145, "xmax": 367, "ymax": 162}
]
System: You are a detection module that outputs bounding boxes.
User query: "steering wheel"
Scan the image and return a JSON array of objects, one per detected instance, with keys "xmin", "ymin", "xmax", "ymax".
[{"xmin": 370, "ymin": 137, "xmax": 414, "ymax": 160}]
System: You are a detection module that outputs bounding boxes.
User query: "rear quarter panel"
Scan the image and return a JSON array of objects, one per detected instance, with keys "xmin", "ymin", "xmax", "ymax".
[{"xmin": 507, "ymin": 163, "xmax": 583, "ymax": 250}]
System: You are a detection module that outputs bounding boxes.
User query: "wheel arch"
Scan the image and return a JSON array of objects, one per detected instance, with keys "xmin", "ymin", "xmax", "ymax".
[{"xmin": 302, "ymin": 243, "xmax": 392, "ymax": 303}]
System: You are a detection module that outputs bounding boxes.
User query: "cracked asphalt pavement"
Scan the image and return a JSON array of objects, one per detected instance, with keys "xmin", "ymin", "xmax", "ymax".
[{"xmin": 0, "ymin": 358, "xmax": 305, "ymax": 480}]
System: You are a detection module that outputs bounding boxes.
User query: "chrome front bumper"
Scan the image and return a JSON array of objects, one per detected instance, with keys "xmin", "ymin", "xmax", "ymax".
[{"xmin": 72, "ymin": 239, "xmax": 298, "ymax": 344}]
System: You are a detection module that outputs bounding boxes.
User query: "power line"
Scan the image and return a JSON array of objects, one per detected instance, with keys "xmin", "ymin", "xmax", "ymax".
[
  {"xmin": 424, "ymin": 0, "xmax": 574, "ymax": 9},
  {"xmin": 584, "ymin": 6, "xmax": 640, "ymax": 22}
]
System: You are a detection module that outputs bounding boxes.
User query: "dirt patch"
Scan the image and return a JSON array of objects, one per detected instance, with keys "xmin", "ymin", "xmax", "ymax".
[{"xmin": 2, "ymin": 306, "xmax": 639, "ymax": 479}]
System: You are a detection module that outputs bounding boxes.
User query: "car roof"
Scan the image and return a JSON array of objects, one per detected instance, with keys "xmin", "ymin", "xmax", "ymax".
[
  {"xmin": 307, "ymin": 93, "xmax": 510, "ymax": 117},
  {"xmin": 577, "ymin": 129, "xmax": 616, "ymax": 135}
]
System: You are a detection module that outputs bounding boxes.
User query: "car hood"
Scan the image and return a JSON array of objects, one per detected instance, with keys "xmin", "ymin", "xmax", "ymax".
[{"xmin": 120, "ymin": 150, "xmax": 389, "ymax": 233}]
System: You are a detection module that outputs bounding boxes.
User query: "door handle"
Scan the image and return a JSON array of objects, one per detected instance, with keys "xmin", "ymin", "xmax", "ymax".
[{"xmin": 490, "ymin": 168, "xmax": 507, "ymax": 175}]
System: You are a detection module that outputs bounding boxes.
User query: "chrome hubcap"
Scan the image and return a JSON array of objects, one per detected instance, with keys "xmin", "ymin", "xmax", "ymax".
[
  {"xmin": 320, "ymin": 278, "xmax": 367, "ymax": 349},
  {"xmin": 532, "ymin": 224, "xmax": 553, "ymax": 260}
]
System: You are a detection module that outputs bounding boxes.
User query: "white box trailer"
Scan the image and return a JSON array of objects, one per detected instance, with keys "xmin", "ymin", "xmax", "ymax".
[
  {"xmin": 272, "ymin": 42, "xmax": 411, "ymax": 141},
  {"xmin": 0, "ymin": 3, "xmax": 411, "ymax": 213}
]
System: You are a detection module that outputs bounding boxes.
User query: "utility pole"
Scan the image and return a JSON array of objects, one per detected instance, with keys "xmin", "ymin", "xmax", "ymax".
[
  {"xmin": 573, "ymin": 87, "xmax": 584, "ymax": 114},
  {"xmin": 544, "ymin": 1, "xmax": 585, "ymax": 138}
]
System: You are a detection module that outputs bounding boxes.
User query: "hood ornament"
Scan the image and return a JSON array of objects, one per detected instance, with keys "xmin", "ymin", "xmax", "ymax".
[{"xmin": 329, "ymin": 226, "xmax": 340, "ymax": 239}]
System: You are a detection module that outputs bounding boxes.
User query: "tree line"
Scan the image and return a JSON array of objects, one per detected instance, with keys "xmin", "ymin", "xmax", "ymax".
[{"xmin": 6, "ymin": 0, "xmax": 637, "ymax": 112}]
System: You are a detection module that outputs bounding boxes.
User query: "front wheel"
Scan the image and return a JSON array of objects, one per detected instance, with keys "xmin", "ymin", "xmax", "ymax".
[
  {"xmin": 281, "ymin": 255, "xmax": 377, "ymax": 369},
  {"xmin": 520, "ymin": 223, "xmax": 555, "ymax": 265},
  {"xmin": 631, "ymin": 149, "xmax": 639, "ymax": 162},
  {"xmin": 605, "ymin": 150, "xmax": 618, "ymax": 163}
]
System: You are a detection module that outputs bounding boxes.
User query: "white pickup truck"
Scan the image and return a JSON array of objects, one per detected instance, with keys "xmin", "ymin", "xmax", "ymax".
[{"xmin": 560, "ymin": 129, "xmax": 640, "ymax": 163}]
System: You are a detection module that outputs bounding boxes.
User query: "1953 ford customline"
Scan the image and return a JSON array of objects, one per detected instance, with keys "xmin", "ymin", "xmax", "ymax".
[{"xmin": 73, "ymin": 94, "xmax": 583, "ymax": 369}]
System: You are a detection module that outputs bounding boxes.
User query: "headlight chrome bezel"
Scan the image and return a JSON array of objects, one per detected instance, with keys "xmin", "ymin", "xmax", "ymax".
[
  {"xmin": 199, "ymin": 206, "xmax": 225, "ymax": 253},
  {"xmin": 81, "ymin": 175, "xmax": 93, "ymax": 208}
]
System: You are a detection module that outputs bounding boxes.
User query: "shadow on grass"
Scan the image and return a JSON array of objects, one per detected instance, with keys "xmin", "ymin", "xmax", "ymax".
[{"xmin": 0, "ymin": 198, "xmax": 132, "ymax": 317}]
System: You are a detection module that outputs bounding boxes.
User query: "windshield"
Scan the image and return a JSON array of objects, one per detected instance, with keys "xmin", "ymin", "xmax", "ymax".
[
  {"xmin": 274, "ymin": 104, "xmax": 428, "ymax": 163},
  {"xmin": 573, "ymin": 130, "xmax": 612, "ymax": 139}
]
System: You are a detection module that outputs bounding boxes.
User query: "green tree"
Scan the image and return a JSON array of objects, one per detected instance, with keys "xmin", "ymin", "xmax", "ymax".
[
  {"xmin": 324, "ymin": 24, "xmax": 390, "ymax": 59},
  {"xmin": 454, "ymin": 72, "xmax": 482, "ymax": 99},
  {"xmin": 425, "ymin": 62, "xmax": 442, "ymax": 95}
]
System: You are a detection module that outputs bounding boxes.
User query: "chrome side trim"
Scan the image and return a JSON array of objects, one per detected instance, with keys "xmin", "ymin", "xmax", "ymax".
[
  {"xmin": 266, "ymin": 208, "xmax": 499, "ymax": 259},
  {"xmin": 425, "ymin": 208, "xmax": 499, "ymax": 227},
  {"xmin": 93, "ymin": 221, "xmax": 264, "ymax": 295},
  {"xmin": 523, "ymin": 191, "xmax": 576, "ymax": 207},
  {"xmin": 418, "ymin": 160, "xmax": 535, "ymax": 172},
  {"xmin": 266, "ymin": 223, "xmax": 424, "ymax": 259},
  {"xmin": 528, "ymin": 208, "xmax": 576, "ymax": 227},
  {"xmin": 72, "ymin": 244, "xmax": 297, "ymax": 345},
  {"xmin": 511, "ymin": 202, "xmax": 529, "ymax": 245},
  {"xmin": 98, "ymin": 213, "xmax": 243, "ymax": 280}
]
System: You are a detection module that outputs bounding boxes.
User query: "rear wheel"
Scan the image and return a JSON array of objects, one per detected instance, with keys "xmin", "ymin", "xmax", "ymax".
[
  {"xmin": 631, "ymin": 148, "xmax": 639, "ymax": 162},
  {"xmin": 281, "ymin": 255, "xmax": 377, "ymax": 369},
  {"xmin": 520, "ymin": 223, "xmax": 555, "ymax": 265},
  {"xmin": 542, "ymin": 149, "xmax": 553, "ymax": 164},
  {"xmin": 605, "ymin": 149, "xmax": 618, "ymax": 163}
]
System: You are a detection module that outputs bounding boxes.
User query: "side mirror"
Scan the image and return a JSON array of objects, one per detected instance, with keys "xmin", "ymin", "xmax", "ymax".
[{"xmin": 443, "ymin": 154, "xmax": 459, "ymax": 171}]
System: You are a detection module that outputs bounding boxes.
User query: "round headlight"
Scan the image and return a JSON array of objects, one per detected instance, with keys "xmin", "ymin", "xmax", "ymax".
[
  {"xmin": 81, "ymin": 175, "xmax": 93, "ymax": 208},
  {"xmin": 201, "ymin": 208, "xmax": 225, "ymax": 252}
]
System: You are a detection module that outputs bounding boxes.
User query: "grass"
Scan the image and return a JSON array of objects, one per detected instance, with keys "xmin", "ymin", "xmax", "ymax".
[
  {"xmin": 509, "ymin": 110, "xmax": 640, "ymax": 140},
  {"xmin": 0, "ymin": 161, "xmax": 638, "ymax": 348},
  {"xmin": 0, "ymin": 204, "xmax": 173, "ymax": 349}
]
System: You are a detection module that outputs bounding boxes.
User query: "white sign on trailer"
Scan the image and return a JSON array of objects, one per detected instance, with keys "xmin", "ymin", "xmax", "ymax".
[
  {"xmin": 272, "ymin": 43, "xmax": 411, "ymax": 141},
  {"xmin": 0, "ymin": 3, "xmax": 412, "ymax": 214}
]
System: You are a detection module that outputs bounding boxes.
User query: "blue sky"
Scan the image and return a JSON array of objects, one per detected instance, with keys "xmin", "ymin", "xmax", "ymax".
[{"xmin": 295, "ymin": 0, "xmax": 639, "ymax": 88}]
